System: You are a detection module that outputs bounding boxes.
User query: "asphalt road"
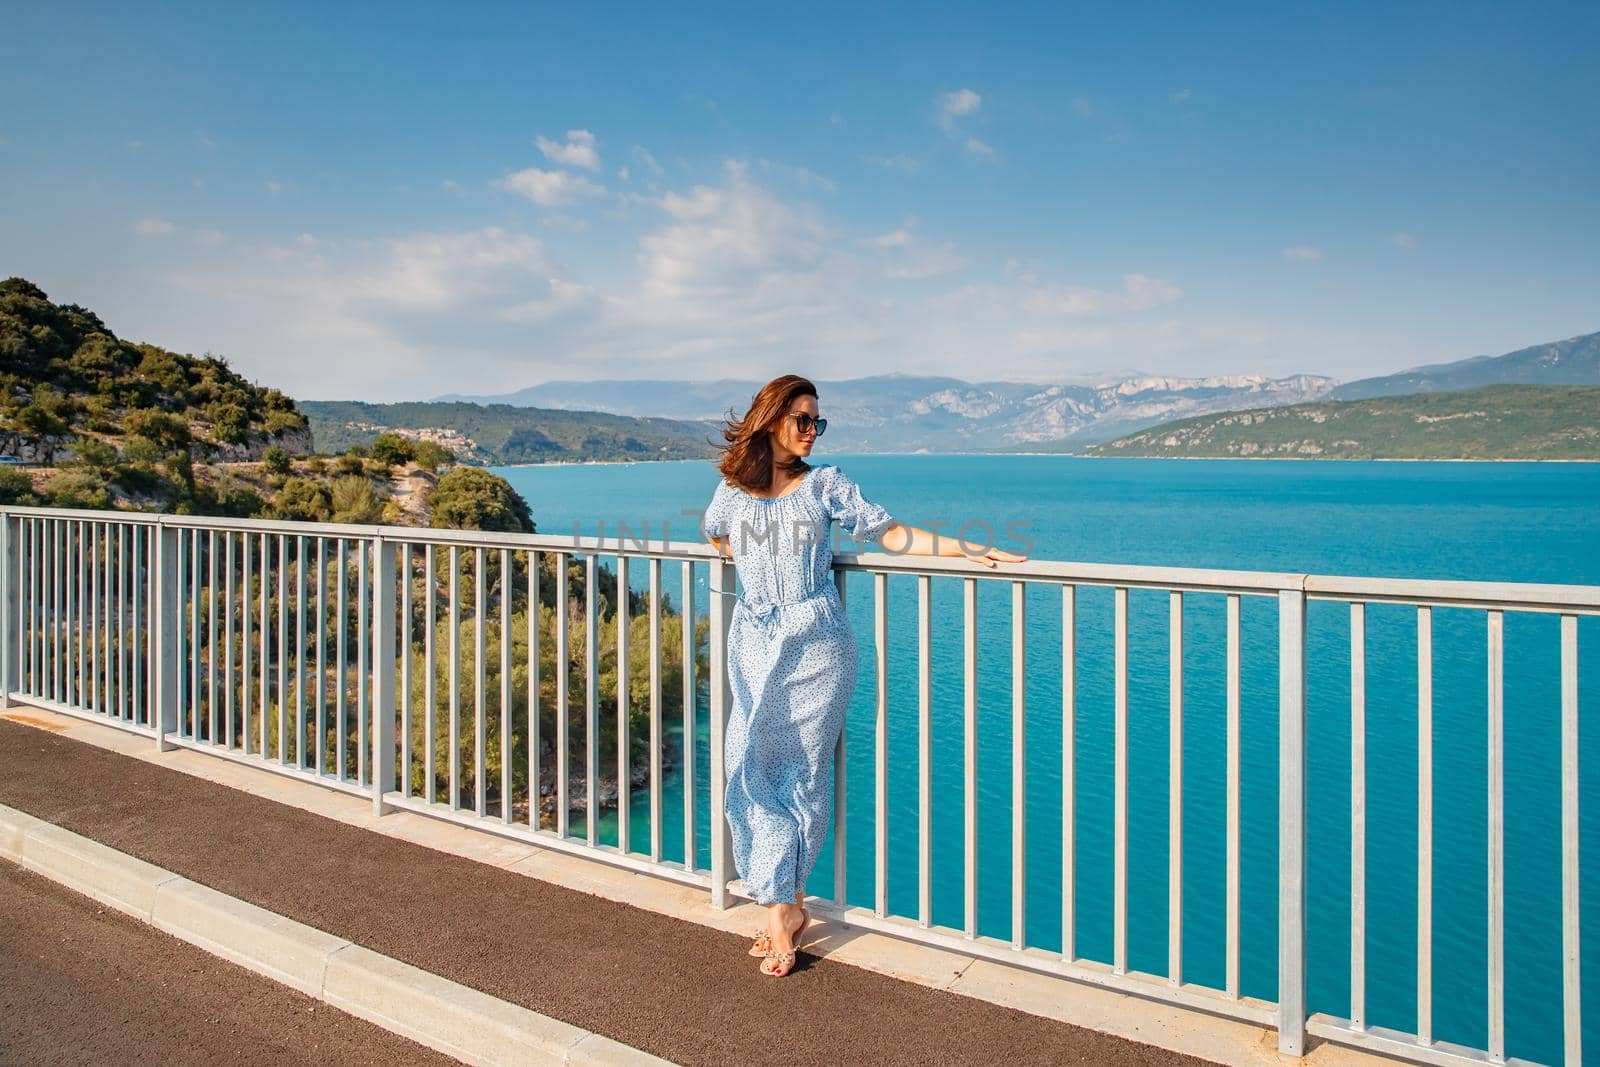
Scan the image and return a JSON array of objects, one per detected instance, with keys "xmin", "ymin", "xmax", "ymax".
[{"xmin": 0, "ymin": 858, "xmax": 458, "ymax": 1066}]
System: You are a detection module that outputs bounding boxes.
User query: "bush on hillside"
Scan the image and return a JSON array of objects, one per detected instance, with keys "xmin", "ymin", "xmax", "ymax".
[
  {"xmin": 370, "ymin": 432, "xmax": 414, "ymax": 466},
  {"xmin": 428, "ymin": 467, "xmax": 534, "ymax": 533},
  {"xmin": 43, "ymin": 469, "xmax": 111, "ymax": 510},
  {"xmin": 268, "ymin": 477, "xmax": 332, "ymax": 522},
  {"xmin": 330, "ymin": 475, "xmax": 384, "ymax": 524},
  {"xmin": 0, "ymin": 467, "xmax": 37, "ymax": 506}
]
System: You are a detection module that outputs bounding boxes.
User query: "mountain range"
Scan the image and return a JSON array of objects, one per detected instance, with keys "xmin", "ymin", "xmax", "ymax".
[
  {"xmin": 435, "ymin": 372, "xmax": 1340, "ymax": 452},
  {"xmin": 1329, "ymin": 331, "xmax": 1600, "ymax": 401}
]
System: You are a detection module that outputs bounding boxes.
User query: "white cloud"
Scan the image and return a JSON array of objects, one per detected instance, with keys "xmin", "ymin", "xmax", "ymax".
[
  {"xmin": 964, "ymin": 137, "xmax": 997, "ymax": 161},
  {"xmin": 759, "ymin": 159, "xmax": 836, "ymax": 192},
  {"xmin": 499, "ymin": 167, "xmax": 606, "ymax": 206},
  {"xmin": 1172, "ymin": 88, "xmax": 1193, "ymax": 104},
  {"xmin": 1072, "ymin": 97, "xmax": 1093, "ymax": 118},
  {"xmin": 536, "ymin": 129, "xmax": 601, "ymax": 170},
  {"xmin": 1392, "ymin": 232, "xmax": 1417, "ymax": 249},
  {"xmin": 441, "ymin": 179, "xmax": 464, "ymax": 194},
  {"xmin": 266, "ymin": 180, "xmax": 284, "ymax": 196},
  {"xmin": 150, "ymin": 163, "xmax": 1231, "ymax": 397},
  {"xmin": 193, "ymin": 228, "xmax": 226, "ymax": 247},
  {"xmin": 617, "ymin": 166, "xmax": 630, "ymax": 182},
  {"xmin": 938, "ymin": 88, "xmax": 982, "ymax": 131},
  {"xmin": 866, "ymin": 153, "xmax": 919, "ymax": 172},
  {"xmin": 133, "ymin": 217, "xmax": 175, "ymax": 237},
  {"xmin": 1283, "ymin": 245, "xmax": 1324, "ymax": 262},
  {"xmin": 632, "ymin": 146, "xmax": 664, "ymax": 177},
  {"xmin": 863, "ymin": 219, "xmax": 967, "ymax": 278},
  {"xmin": 829, "ymin": 112, "xmax": 844, "ymax": 126},
  {"xmin": 1021, "ymin": 272, "xmax": 1183, "ymax": 316}
]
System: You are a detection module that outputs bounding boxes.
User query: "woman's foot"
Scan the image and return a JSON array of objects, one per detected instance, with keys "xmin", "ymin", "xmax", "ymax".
[
  {"xmin": 759, "ymin": 903, "xmax": 806, "ymax": 977},
  {"xmin": 749, "ymin": 892, "xmax": 806, "ymax": 957}
]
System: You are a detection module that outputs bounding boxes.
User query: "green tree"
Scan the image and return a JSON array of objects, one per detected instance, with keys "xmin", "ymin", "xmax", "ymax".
[
  {"xmin": 262, "ymin": 446, "xmax": 291, "ymax": 475},
  {"xmin": 411, "ymin": 439, "xmax": 455, "ymax": 471},
  {"xmin": 205, "ymin": 401, "xmax": 252, "ymax": 444},
  {"xmin": 370, "ymin": 432, "xmax": 414, "ymax": 466},
  {"xmin": 0, "ymin": 467, "xmax": 37, "ymax": 505},
  {"xmin": 269, "ymin": 477, "xmax": 332, "ymax": 522},
  {"xmin": 68, "ymin": 435, "xmax": 119, "ymax": 472},
  {"xmin": 330, "ymin": 475, "xmax": 383, "ymax": 524},
  {"xmin": 124, "ymin": 407, "xmax": 190, "ymax": 451},
  {"xmin": 43, "ymin": 469, "xmax": 112, "ymax": 509},
  {"xmin": 428, "ymin": 467, "xmax": 534, "ymax": 532}
]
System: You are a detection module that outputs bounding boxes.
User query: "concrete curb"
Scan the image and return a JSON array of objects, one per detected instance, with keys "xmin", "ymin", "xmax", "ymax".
[{"xmin": 0, "ymin": 803, "xmax": 677, "ymax": 1067}]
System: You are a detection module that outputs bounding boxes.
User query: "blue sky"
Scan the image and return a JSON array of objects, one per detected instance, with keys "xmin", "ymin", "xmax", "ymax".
[{"xmin": 2, "ymin": 1, "xmax": 1596, "ymax": 401}]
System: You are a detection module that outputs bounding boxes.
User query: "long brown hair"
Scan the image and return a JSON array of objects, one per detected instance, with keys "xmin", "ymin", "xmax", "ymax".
[{"xmin": 713, "ymin": 374, "xmax": 817, "ymax": 493}]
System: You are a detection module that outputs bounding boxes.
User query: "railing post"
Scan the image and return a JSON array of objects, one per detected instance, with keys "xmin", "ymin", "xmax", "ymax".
[
  {"xmin": 1278, "ymin": 583, "xmax": 1308, "ymax": 1055},
  {"xmin": 153, "ymin": 522, "xmax": 179, "ymax": 751},
  {"xmin": 707, "ymin": 555, "xmax": 736, "ymax": 908},
  {"xmin": 0, "ymin": 511, "xmax": 14, "ymax": 708},
  {"xmin": 371, "ymin": 535, "xmax": 396, "ymax": 816}
]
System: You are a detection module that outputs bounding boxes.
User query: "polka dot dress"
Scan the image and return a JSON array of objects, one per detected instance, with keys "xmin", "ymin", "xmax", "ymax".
[{"xmin": 700, "ymin": 463, "xmax": 897, "ymax": 905}]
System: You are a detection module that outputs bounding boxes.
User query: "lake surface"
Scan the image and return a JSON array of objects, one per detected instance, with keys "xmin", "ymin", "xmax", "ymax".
[{"xmin": 495, "ymin": 455, "xmax": 1598, "ymax": 1063}]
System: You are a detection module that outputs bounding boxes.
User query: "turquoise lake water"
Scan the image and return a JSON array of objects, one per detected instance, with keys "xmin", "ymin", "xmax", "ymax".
[{"xmin": 494, "ymin": 455, "xmax": 1598, "ymax": 1063}]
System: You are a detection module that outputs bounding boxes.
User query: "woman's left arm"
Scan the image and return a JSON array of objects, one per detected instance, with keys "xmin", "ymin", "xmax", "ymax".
[{"xmin": 878, "ymin": 522, "xmax": 1028, "ymax": 569}]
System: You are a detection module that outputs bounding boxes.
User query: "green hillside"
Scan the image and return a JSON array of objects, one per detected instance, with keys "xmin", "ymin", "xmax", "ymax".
[
  {"xmin": 1, "ymin": 277, "xmax": 308, "ymax": 463},
  {"xmin": 1082, "ymin": 385, "xmax": 1600, "ymax": 460},
  {"xmin": 299, "ymin": 399, "xmax": 720, "ymax": 465}
]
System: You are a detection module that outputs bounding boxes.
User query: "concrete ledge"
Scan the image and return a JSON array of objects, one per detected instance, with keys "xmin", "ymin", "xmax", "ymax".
[
  {"xmin": 20, "ymin": 823, "xmax": 178, "ymax": 920},
  {"xmin": 0, "ymin": 804, "xmax": 48, "ymax": 861},
  {"xmin": 3, "ymin": 802, "xmax": 676, "ymax": 1067},
  {"xmin": 152, "ymin": 877, "xmax": 352, "ymax": 998},
  {"xmin": 324, "ymin": 944, "xmax": 623, "ymax": 1066}
]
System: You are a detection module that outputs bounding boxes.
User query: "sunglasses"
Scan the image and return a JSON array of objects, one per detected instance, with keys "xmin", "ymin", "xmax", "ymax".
[{"xmin": 786, "ymin": 413, "xmax": 828, "ymax": 437}]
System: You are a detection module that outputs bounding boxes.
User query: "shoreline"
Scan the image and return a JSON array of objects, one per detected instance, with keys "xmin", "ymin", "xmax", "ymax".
[{"xmin": 490, "ymin": 453, "xmax": 1600, "ymax": 467}]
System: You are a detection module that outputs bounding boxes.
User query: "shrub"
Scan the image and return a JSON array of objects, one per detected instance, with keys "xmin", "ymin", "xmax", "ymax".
[
  {"xmin": 68, "ymin": 435, "xmax": 119, "ymax": 472},
  {"xmin": 330, "ymin": 475, "xmax": 384, "ymax": 524},
  {"xmin": 43, "ymin": 469, "xmax": 112, "ymax": 510},
  {"xmin": 411, "ymin": 440, "xmax": 455, "ymax": 471},
  {"xmin": 124, "ymin": 407, "xmax": 190, "ymax": 450},
  {"xmin": 205, "ymin": 400, "xmax": 252, "ymax": 444},
  {"xmin": 370, "ymin": 432, "xmax": 414, "ymax": 466},
  {"xmin": 429, "ymin": 467, "xmax": 534, "ymax": 533},
  {"xmin": 269, "ymin": 477, "xmax": 332, "ymax": 522},
  {"xmin": 0, "ymin": 467, "xmax": 37, "ymax": 505},
  {"xmin": 262, "ymin": 446, "xmax": 291, "ymax": 475}
]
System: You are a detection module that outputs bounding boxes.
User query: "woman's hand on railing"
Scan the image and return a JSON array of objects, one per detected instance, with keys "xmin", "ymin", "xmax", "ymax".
[{"xmin": 962, "ymin": 546, "xmax": 1028, "ymax": 569}]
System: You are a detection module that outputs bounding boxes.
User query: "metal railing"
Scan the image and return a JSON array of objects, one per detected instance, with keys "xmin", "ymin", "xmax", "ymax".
[{"xmin": 0, "ymin": 505, "xmax": 1589, "ymax": 1066}]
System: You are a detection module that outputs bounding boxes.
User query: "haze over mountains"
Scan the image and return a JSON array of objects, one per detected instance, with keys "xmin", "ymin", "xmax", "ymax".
[
  {"xmin": 1329, "ymin": 332, "xmax": 1600, "ymax": 401},
  {"xmin": 438, "ymin": 372, "xmax": 1339, "ymax": 452},
  {"xmin": 431, "ymin": 330, "xmax": 1598, "ymax": 453}
]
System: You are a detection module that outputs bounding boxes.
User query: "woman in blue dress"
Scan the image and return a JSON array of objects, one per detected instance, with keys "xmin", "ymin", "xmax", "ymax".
[{"xmin": 700, "ymin": 374, "xmax": 1027, "ymax": 977}]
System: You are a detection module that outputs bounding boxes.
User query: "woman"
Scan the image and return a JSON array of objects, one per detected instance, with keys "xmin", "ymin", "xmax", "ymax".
[{"xmin": 700, "ymin": 374, "xmax": 1027, "ymax": 977}]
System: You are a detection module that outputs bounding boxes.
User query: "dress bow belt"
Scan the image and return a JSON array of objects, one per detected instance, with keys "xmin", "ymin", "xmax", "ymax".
[{"xmin": 716, "ymin": 586, "xmax": 834, "ymax": 632}]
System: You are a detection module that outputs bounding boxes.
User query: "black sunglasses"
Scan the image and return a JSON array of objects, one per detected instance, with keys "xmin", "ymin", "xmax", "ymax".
[{"xmin": 787, "ymin": 413, "xmax": 827, "ymax": 436}]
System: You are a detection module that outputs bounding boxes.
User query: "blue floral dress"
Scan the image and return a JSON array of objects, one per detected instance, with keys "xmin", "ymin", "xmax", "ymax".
[{"xmin": 700, "ymin": 463, "xmax": 897, "ymax": 905}]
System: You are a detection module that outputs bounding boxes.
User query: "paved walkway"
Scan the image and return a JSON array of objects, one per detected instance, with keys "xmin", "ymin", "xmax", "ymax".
[
  {"xmin": 0, "ymin": 718, "xmax": 1209, "ymax": 1066},
  {"xmin": 0, "ymin": 858, "xmax": 457, "ymax": 1066}
]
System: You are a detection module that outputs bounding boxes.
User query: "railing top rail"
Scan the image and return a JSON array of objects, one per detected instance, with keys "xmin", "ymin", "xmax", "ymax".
[{"xmin": 3, "ymin": 504, "xmax": 1597, "ymax": 613}]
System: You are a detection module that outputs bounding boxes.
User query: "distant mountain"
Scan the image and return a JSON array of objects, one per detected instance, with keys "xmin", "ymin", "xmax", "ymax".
[
  {"xmin": 434, "ymin": 371, "xmax": 1339, "ymax": 453},
  {"xmin": 299, "ymin": 400, "xmax": 720, "ymax": 466},
  {"xmin": 1083, "ymin": 385, "xmax": 1600, "ymax": 461},
  {"xmin": 1331, "ymin": 331, "xmax": 1600, "ymax": 401}
]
